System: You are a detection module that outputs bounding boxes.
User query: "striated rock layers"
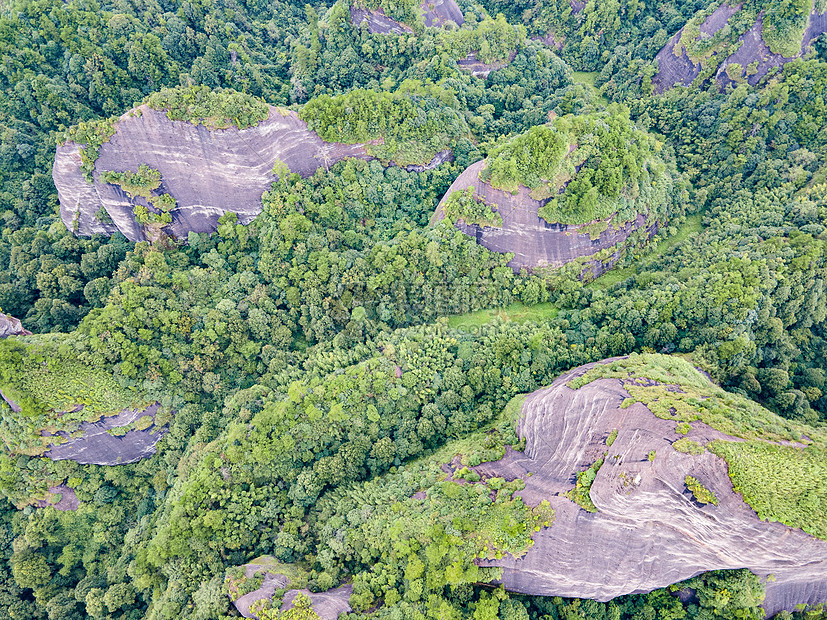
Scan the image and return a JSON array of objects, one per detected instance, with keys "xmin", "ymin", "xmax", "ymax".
[
  {"xmin": 475, "ymin": 360, "xmax": 827, "ymax": 616},
  {"xmin": 432, "ymin": 160, "xmax": 653, "ymax": 273},
  {"xmin": 43, "ymin": 402, "xmax": 166, "ymax": 466},
  {"xmin": 53, "ymin": 106, "xmax": 371, "ymax": 242}
]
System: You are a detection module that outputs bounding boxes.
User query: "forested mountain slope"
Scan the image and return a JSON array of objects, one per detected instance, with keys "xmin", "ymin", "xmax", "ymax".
[{"xmin": 0, "ymin": 0, "xmax": 827, "ymax": 618}]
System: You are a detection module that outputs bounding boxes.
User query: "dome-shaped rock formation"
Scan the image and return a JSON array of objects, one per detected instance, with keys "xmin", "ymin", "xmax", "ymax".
[
  {"xmin": 54, "ymin": 99, "xmax": 372, "ymax": 242},
  {"xmin": 475, "ymin": 355, "xmax": 827, "ymax": 616},
  {"xmin": 432, "ymin": 108, "xmax": 677, "ymax": 273}
]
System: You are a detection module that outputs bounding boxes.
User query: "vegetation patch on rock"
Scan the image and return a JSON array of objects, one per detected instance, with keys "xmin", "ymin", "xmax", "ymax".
[
  {"xmin": 480, "ymin": 106, "xmax": 674, "ymax": 227},
  {"xmin": 144, "ymin": 85, "xmax": 271, "ymax": 130},
  {"xmin": 299, "ymin": 87, "xmax": 470, "ymax": 166},
  {"xmin": 0, "ymin": 336, "xmax": 141, "ymax": 455},
  {"xmin": 442, "ymin": 187, "xmax": 502, "ymax": 228}
]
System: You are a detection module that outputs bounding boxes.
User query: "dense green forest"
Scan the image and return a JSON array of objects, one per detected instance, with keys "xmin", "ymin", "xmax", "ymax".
[{"xmin": 1, "ymin": 0, "xmax": 827, "ymax": 617}]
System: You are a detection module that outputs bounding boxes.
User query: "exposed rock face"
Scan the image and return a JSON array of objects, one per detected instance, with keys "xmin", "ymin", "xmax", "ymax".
[
  {"xmin": 54, "ymin": 106, "xmax": 372, "ymax": 241},
  {"xmin": 653, "ymin": 3, "xmax": 827, "ymax": 92},
  {"xmin": 421, "ymin": 0, "xmax": 464, "ymax": 27},
  {"xmin": 350, "ymin": 0, "xmax": 463, "ymax": 33},
  {"xmin": 43, "ymin": 402, "xmax": 166, "ymax": 465},
  {"xmin": 395, "ymin": 148, "xmax": 453, "ymax": 172},
  {"xmin": 717, "ymin": 10, "xmax": 827, "ymax": 87},
  {"xmin": 35, "ymin": 485, "xmax": 79, "ymax": 511},
  {"xmin": 432, "ymin": 160, "xmax": 653, "ymax": 272},
  {"xmin": 232, "ymin": 558, "xmax": 352, "ymax": 620},
  {"xmin": 475, "ymin": 360, "xmax": 827, "ymax": 616},
  {"xmin": 350, "ymin": 7, "xmax": 413, "ymax": 34},
  {"xmin": 652, "ymin": 3, "xmax": 740, "ymax": 93},
  {"xmin": 280, "ymin": 587, "xmax": 352, "ymax": 619},
  {"xmin": 0, "ymin": 313, "xmax": 31, "ymax": 338},
  {"xmin": 457, "ymin": 51, "xmax": 516, "ymax": 78}
]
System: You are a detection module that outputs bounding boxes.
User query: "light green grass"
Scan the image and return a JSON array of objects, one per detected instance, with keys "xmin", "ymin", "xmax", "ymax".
[
  {"xmin": 571, "ymin": 71, "xmax": 609, "ymax": 106},
  {"xmin": 590, "ymin": 214, "xmax": 704, "ymax": 290},
  {"xmin": 709, "ymin": 440, "xmax": 827, "ymax": 539},
  {"xmin": 448, "ymin": 302, "xmax": 559, "ymax": 330},
  {"xmin": 0, "ymin": 336, "xmax": 141, "ymax": 454}
]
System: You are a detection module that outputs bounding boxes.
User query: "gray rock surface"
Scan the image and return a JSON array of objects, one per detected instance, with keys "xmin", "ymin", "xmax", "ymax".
[
  {"xmin": 432, "ymin": 160, "xmax": 652, "ymax": 272},
  {"xmin": 474, "ymin": 360, "xmax": 827, "ymax": 616},
  {"xmin": 456, "ymin": 51, "xmax": 515, "ymax": 78},
  {"xmin": 395, "ymin": 148, "xmax": 453, "ymax": 172},
  {"xmin": 350, "ymin": 7, "xmax": 413, "ymax": 34},
  {"xmin": 232, "ymin": 558, "xmax": 352, "ymax": 620},
  {"xmin": 351, "ymin": 0, "xmax": 463, "ymax": 32},
  {"xmin": 420, "ymin": 0, "xmax": 464, "ymax": 27},
  {"xmin": 653, "ymin": 3, "xmax": 827, "ymax": 92},
  {"xmin": 43, "ymin": 402, "xmax": 166, "ymax": 465},
  {"xmin": 0, "ymin": 313, "xmax": 31, "ymax": 338},
  {"xmin": 652, "ymin": 3, "xmax": 740, "ymax": 93},
  {"xmin": 54, "ymin": 106, "xmax": 372, "ymax": 241},
  {"xmin": 234, "ymin": 570, "xmax": 291, "ymax": 619},
  {"xmin": 35, "ymin": 485, "xmax": 79, "ymax": 511},
  {"xmin": 281, "ymin": 586, "xmax": 352, "ymax": 619},
  {"xmin": 717, "ymin": 10, "xmax": 827, "ymax": 87}
]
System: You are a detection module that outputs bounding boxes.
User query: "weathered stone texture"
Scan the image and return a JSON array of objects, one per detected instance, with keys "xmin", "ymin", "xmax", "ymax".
[
  {"xmin": 476, "ymin": 360, "xmax": 827, "ymax": 616},
  {"xmin": 54, "ymin": 106, "xmax": 371, "ymax": 241}
]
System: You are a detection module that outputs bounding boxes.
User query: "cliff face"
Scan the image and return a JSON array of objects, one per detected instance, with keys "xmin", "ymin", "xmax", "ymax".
[
  {"xmin": 653, "ymin": 3, "xmax": 827, "ymax": 93},
  {"xmin": 0, "ymin": 313, "xmax": 31, "ymax": 338},
  {"xmin": 716, "ymin": 9, "xmax": 827, "ymax": 87},
  {"xmin": 652, "ymin": 3, "xmax": 740, "ymax": 93},
  {"xmin": 53, "ymin": 106, "xmax": 371, "ymax": 242},
  {"xmin": 432, "ymin": 160, "xmax": 653, "ymax": 272},
  {"xmin": 476, "ymin": 360, "xmax": 827, "ymax": 616}
]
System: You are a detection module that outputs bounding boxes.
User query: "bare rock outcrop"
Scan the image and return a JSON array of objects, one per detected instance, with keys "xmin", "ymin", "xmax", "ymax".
[
  {"xmin": 421, "ymin": 0, "xmax": 464, "ymax": 27},
  {"xmin": 350, "ymin": 0, "xmax": 463, "ymax": 33},
  {"xmin": 0, "ymin": 313, "xmax": 31, "ymax": 338},
  {"xmin": 35, "ymin": 485, "xmax": 79, "ymax": 511},
  {"xmin": 350, "ymin": 7, "xmax": 413, "ymax": 34},
  {"xmin": 54, "ymin": 106, "xmax": 372, "ymax": 242},
  {"xmin": 43, "ymin": 402, "xmax": 166, "ymax": 465},
  {"xmin": 457, "ymin": 51, "xmax": 516, "ymax": 78},
  {"xmin": 717, "ymin": 9, "xmax": 827, "ymax": 87},
  {"xmin": 652, "ymin": 2, "xmax": 740, "ymax": 93},
  {"xmin": 230, "ymin": 557, "xmax": 352, "ymax": 620},
  {"xmin": 476, "ymin": 359, "xmax": 827, "ymax": 616},
  {"xmin": 653, "ymin": 2, "xmax": 827, "ymax": 92},
  {"xmin": 432, "ymin": 160, "xmax": 653, "ymax": 273}
]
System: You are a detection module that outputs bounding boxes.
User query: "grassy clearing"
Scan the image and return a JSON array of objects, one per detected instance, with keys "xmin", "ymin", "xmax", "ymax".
[
  {"xmin": 448, "ymin": 302, "xmax": 559, "ymax": 330},
  {"xmin": 571, "ymin": 71, "xmax": 609, "ymax": 106},
  {"xmin": 590, "ymin": 214, "xmax": 704, "ymax": 290}
]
